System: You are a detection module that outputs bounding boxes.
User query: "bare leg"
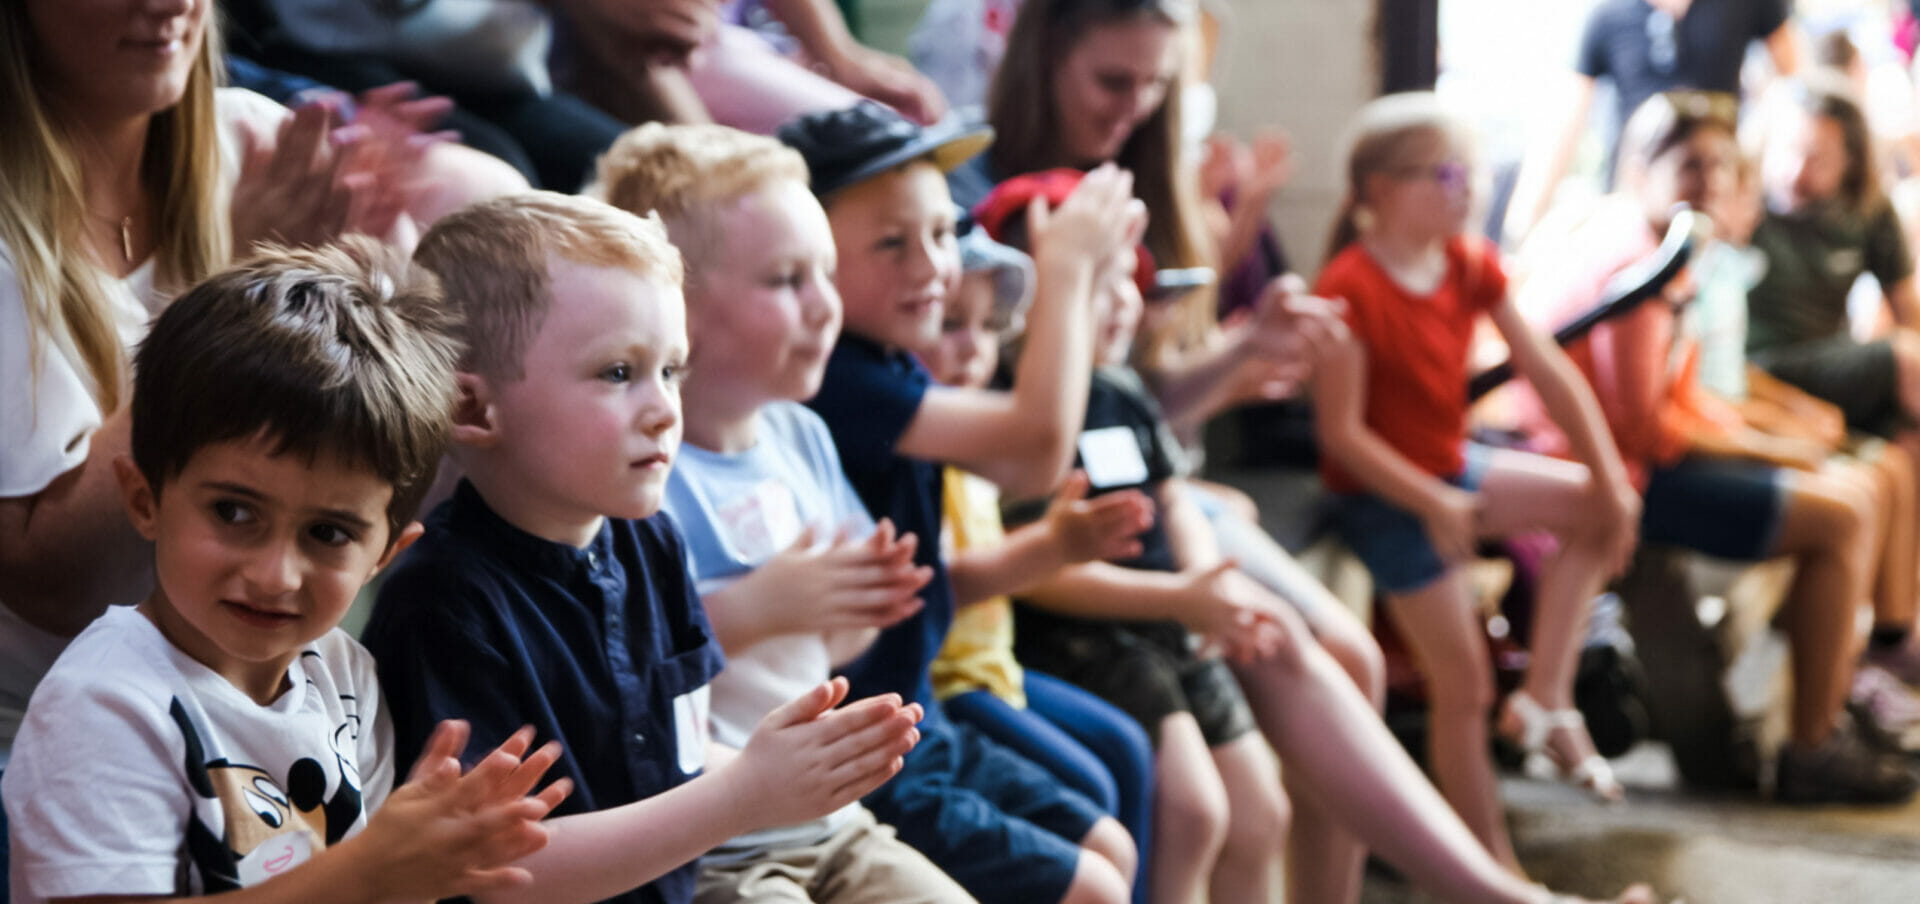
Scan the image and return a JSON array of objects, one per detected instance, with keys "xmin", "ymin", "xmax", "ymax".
[
  {"xmin": 1474, "ymin": 450, "xmax": 1621, "ymax": 792},
  {"xmin": 1207, "ymin": 512, "xmax": 1381, "ymax": 900},
  {"xmin": 1061, "ymin": 848, "xmax": 1133, "ymax": 904},
  {"xmin": 1063, "ymin": 818, "xmax": 1138, "ymax": 904},
  {"xmin": 1772, "ymin": 471, "xmax": 1872, "ymax": 747},
  {"xmin": 1861, "ymin": 445, "xmax": 1918, "ymax": 631},
  {"xmin": 1149, "ymin": 714, "xmax": 1228, "ymax": 904},
  {"xmin": 1207, "ymin": 735, "xmax": 1287, "ymax": 904},
  {"xmin": 1385, "ymin": 569, "xmax": 1516, "ymax": 869},
  {"xmin": 1226, "ymin": 622, "xmax": 1647, "ymax": 904}
]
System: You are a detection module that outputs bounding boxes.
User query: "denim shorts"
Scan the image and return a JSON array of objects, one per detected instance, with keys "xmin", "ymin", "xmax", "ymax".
[
  {"xmin": 1640, "ymin": 457, "xmax": 1786, "ymax": 560},
  {"xmin": 1333, "ymin": 443, "xmax": 1493, "ymax": 596}
]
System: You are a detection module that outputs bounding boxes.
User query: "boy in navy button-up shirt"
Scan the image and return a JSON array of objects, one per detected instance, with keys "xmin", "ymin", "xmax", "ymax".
[
  {"xmin": 365, "ymin": 193, "xmax": 924, "ymax": 904},
  {"xmin": 777, "ymin": 103, "xmax": 1149, "ymax": 903}
]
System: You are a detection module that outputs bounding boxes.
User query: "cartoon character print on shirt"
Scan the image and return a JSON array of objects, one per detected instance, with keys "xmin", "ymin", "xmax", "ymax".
[{"xmin": 170, "ymin": 656, "xmax": 368, "ymax": 891}]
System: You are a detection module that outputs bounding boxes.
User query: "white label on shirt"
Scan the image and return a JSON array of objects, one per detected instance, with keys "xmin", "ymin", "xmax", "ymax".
[
  {"xmin": 1826, "ymin": 248, "xmax": 1863, "ymax": 278},
  {"xmin": 1078, "ymin": 426, "xmax": 1149, "ymax": 489},
  {"xmin": 236, "ymin": 830, "xmax": 314, "ymax": 886},
  {"xmin": 673, "ymin": 684, "xmax": 712, "ymax": 775},
  {"xmin": 715, "ymin": 480, "xmax": 804, "ymax": 563}
]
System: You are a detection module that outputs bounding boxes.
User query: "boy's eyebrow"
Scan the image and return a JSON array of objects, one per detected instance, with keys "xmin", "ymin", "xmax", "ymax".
[{"xmin": 200, "ymin": 480, "xmax": 378, "ymax": 531}]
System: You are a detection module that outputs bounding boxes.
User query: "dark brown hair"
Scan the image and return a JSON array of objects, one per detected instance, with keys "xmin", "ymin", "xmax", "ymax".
[
  {"xmin": 987, "ymin": 0, "xmax": 1216, "ymax": 355},
  {"xmin": 1616, "ymin": 90, "xmax": 1739, "ymax": 186},
  {"xmin": 130, "ymin": 238, "xmax": 463, "ymax": 539},
  {"xmin": 1788, "ymin": 78, "xmax": 1881, "ymax": 214}
]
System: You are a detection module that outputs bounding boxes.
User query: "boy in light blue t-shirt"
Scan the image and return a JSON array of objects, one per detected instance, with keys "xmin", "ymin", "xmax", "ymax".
[{"xmin": 593, "ymin": 123, "xmax": 974, "ymax": 903}]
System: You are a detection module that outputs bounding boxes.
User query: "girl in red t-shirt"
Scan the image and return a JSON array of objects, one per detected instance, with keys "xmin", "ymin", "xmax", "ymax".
[{"xmin": 1309, "ymin": 93, "xmax": 1641, "ymax": 873}]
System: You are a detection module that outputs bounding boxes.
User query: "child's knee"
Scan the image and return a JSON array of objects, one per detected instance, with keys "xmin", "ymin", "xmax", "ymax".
[
  {"xmin": 1320, "ymin": 622, "xmax": 1388, "ymax": 707},
  {"xmin": 1059, "ymin": 847, "xmax": 1133, "ymax": 904},
  {"xmin": 1224, "ymin": 775, "xmax": 1290, "ymax": 854},
  {"xmin": 1156, "ymin": 763, "xmax": 1230, "ymax": 858},
  {"xmin": 1079, "ymin": 816, "xmax": 1138, "ymax": 886}
]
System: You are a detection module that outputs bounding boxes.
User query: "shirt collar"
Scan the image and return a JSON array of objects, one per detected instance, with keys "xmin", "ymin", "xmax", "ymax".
[{"xmin": 441, "ymin": 479, "xmax": 616, "ymax": 578}]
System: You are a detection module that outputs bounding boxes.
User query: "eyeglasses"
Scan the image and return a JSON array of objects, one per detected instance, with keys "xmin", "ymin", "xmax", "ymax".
[{"xmin": 1390, "ymin": 160, "xmax": 1471, "ymax": 193}]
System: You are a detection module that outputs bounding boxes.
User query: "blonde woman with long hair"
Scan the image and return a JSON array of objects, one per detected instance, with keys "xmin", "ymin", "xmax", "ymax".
[{"xmin": 0, "ymin": 0, "xmax": 444, "ymax": 815}]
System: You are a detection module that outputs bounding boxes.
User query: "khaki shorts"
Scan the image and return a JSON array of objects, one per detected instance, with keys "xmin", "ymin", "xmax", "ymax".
[{"xmin": 694, "ymin": 806, "xmax": 978, "ymax": 904}]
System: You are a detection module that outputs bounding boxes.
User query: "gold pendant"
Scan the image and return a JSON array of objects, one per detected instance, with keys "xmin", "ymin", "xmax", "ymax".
[{"xmin": 120, "ymin": 216, "xmax": 133, "ymax": 264}]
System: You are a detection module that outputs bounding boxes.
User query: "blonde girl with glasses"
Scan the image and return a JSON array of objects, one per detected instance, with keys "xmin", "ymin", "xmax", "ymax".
[{"xmin": 1311, "ymin": 92, "xmax": 1642, "ymax": 872}]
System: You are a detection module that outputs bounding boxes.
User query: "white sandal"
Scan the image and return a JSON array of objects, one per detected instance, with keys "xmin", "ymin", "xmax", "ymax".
[{"xmin": 1503, "ymin": 690, "xmax": 1625, "ymax": 804}]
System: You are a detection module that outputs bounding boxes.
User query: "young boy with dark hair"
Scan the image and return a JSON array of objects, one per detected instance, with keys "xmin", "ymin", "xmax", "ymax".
[
  {"xmin": 777, "ymin": 101, "xmax": 1145, "ymax": 904},
  {"xmin": 4, "ymin": 239, "xmax": 570, "ymax": 903},
  {"xmin": 591, "ymin": 120, "xmax": 976, "ymax": 904},
  {"xmin": 364, "ymin": 192, "xmax": 923, "ymax": 904}
]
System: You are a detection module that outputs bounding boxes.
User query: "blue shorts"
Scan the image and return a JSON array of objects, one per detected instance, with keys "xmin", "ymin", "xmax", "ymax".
[
  {"xmin": 863, "ymin": 716, "xmax": 1105, "ymax": 903},
  {"xmin": 1641, "ymin": 458, "xmax": 1786, "ymax": 560},
  {"xmin": 1334, "ymin": 443, "xmax": 1493, "ymax": 595}
]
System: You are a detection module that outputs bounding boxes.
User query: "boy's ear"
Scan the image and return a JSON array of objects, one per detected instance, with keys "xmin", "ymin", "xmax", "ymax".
[
  {"xmin": 112, "ymin": 456, "xmax": 162, "ymax": 541},
  {"xmin": 450, "ymin": 372, "xmax": 501, "ymax": 449},
  {"xmin": 374, "ymin": 521, "xmax": 426, "ymax": 573}
]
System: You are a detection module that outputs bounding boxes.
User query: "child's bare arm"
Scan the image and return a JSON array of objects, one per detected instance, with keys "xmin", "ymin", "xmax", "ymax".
[
  {"xmin": 896, "ymin": 165, "xmax": 1145, "ymax": 499},
  {"xmin": 1490, "ymin": 295, "xmax": 1639, "ymax": 573},
  {"xmin": 1021, "ymin": 558, "xmax": 1286, "ymax": 664},
  {"xmin": 1310, "ymin": 321, "xmax": 1480, "ymax": 564},
  {"xmin": 1148, "ymin": 277, "xmax": 1327, "ymax": 433},
  {"xmin": 55, "ymin": 722, "xmax": 570, "ymax": 904},
  {"xmin": 468, "ymin": 678, "xmax": 920, "ymax": 904},
  {"xmin": 948, "ymin": 471, "xmax": 1152, "ymax": 606},
  {"xmin": 0, "ymin": 412, "xmax": 149, "ymax": 638},
  {"xmin": 700, "ymin": 518, "xmax": 931, "ymax": 653}
]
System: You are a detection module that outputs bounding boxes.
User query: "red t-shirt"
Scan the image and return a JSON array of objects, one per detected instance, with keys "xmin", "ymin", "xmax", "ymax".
[{"xmin": 1315, "ymin": 236, "xmax": 1506, "ymax": 494}]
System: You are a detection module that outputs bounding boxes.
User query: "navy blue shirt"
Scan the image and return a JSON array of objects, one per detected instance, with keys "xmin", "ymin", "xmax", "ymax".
[
  {"xmin": 364, "ymin": 481, "xmax": 725, "ymax": 904},
  {"xmin": 1577, "ymin": 0, "xmax": 1788, "ymax": 177},
  {"xmin": 1011, "ymin": 366, "xmax": 1187, "ymax": 650},
  {"xmin": 805, "ymin": 334, "xmax": 952, "ymax": 721}
]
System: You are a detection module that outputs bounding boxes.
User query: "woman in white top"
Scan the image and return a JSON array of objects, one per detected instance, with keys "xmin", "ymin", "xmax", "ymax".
[{"xmin": 0, "ymin": 0, "xmax": 424, "ymax": 776}]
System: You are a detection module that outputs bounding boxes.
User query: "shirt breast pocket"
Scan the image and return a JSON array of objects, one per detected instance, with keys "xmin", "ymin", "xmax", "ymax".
[{"xmin": 649, "ymin": 640, "xmax": 724, "ymax": 781}]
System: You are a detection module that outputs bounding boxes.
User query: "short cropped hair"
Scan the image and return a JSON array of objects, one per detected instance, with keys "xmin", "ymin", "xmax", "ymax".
[
  {"xmin": 130, "ymin": 237, "xmax": 462, "ymax": 540},
  {"xmin": 588, "ymin": 123, "xmax": 810, "ymax": 277},
  {"xmin": 413, "ymin": 191, "xmax": 685, "ymax": 379}
]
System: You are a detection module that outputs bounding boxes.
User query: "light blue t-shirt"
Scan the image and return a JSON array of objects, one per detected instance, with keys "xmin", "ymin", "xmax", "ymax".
[
  {"xmin": 664, "ymin": 401, "xmax": 874, "ymax": 860},
  {"xmin": 1687, "ymin": 241, "xmax": 1767, "ymax": 401},
  {"xmin": 668, "ymin": 401, "xmax": 875, "ymax": 597}
]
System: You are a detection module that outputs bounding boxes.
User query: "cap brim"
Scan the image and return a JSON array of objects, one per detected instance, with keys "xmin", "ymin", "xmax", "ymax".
[{"xmin": 818, "ymin": 122, "xmax": 995, "ymax": 197}]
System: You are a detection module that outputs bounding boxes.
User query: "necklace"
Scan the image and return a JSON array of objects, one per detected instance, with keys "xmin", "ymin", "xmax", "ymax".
[
  {"xmin": 87, "ymin": 210, "xmax": 136, "ymax": 266},
  {"xmin": 114, "ymin": 215, "xmax": 132, "ymax": 265}
]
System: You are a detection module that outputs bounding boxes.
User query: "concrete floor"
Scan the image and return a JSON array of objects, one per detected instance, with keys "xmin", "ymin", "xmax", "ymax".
[{"xmin": 1361, "ymin": 743, "xmax": 1920, "ymax": 904}]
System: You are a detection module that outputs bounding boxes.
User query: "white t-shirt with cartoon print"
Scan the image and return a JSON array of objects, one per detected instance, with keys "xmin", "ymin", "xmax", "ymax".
[{"xmin": 3, "ymin": 605, "xmax": 394, "ymax": 903}]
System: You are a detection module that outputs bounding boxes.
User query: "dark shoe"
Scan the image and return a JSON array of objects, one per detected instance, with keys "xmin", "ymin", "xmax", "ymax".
[{"xmin": 1775, "ymin": 721, "xmax": 1919, "ymax": 804}]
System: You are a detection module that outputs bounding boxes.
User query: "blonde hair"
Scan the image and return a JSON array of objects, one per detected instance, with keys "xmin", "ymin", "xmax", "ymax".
[
  {"xmin": 1325, "ymin": 92, "xmax": 1469, "ymax": 265},
  {"xmin": 0, "ymin": 4, "xmax": 230, "ymax": 415},
  {"xmin": 588, "ymin": 122, "xmax": 810, "ymax": 278},
  {"xmin": 413, "ymin": 191, "xmax": 685, "ymax": 380}
]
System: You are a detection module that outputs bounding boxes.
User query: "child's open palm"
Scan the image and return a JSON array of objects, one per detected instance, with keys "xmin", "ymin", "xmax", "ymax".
[
  {"xmin": 349, "ymin": 720, "xmax": 571, "ymax": 900},
  {"xmin": 747, "ymin": 518, "xmax": 932, "ymax": 635},
  {"xmin": 1043, "ymin": 470, "xmax": 1153, "ymax": 564},
  {"xmin": 1027, "ymin": 164, "xmax": 1149, "ymax": 276},
  {"xmin": 727, "ymin": 678, "xmax": 922, "ymax": 828}
]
